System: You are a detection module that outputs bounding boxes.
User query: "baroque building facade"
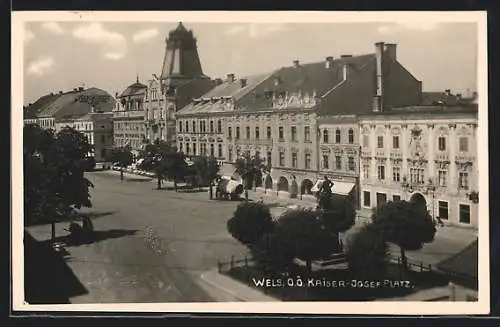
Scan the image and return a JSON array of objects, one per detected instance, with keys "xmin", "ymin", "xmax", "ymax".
[
  {"xmin": 176, "ymin": 42, "xmax": 423, "ymax": 206},
  {"xmin": 358, "ymin": 106, "xmax": 479, "ymax": 228}
]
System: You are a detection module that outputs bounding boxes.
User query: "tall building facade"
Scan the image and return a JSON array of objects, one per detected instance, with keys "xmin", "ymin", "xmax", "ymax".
[
  {"xmin": 358, "ymin": 105, "xmax": 479, "ymax": 228},
  {"xmin": 143, "ymin": 22, "xmax": 216, "ymax": 145},
  {"xmin": 112, "ymin": 77, "xmax": 147, "ymax": 150},
  {"xmin": 176, "ymin": 42, "xmax": 423, "ymax": 205}
]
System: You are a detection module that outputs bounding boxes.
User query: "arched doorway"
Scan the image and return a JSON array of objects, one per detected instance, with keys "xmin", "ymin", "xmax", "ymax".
[
  {"xmin": 264, "ymin": 175, "xmax": 273, "ymax": 189},
  {"xmin": 301, "ymin": 179, "xmax": 314, "ymax": 195},
  {"xmin": 410, "ymin": 192, "xmax": 427, "ymax": 210},
  {"xmin": 277, "ymin": 176, "xmax": 289, "ymax": 192}
]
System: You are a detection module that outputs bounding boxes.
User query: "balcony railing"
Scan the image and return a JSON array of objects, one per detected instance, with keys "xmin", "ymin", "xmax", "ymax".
[
  {"xmin": 234, "ymin": 138, "xmax": 273, "ymax": 146},
  {"xmin": 113, "ymin": 110, "xmax": 144, "ymax": 118}
]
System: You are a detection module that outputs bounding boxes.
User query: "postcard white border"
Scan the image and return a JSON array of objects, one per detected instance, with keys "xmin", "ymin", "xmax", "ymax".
[{"xmin": 11, "ymin": 10, "xmax": 489, "ymax": 315}]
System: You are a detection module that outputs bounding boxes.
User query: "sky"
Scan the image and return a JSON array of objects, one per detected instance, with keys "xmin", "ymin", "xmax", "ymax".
[{"xmin": 23, "ymin": 21, "xmax": 478, "ymax": 105}]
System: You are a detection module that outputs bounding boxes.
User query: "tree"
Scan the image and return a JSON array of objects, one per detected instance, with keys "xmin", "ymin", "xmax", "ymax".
[
  {"xmin": 318, "ymin": 193, "xmax": 356, "ymax": 251},
  {"xmin": 24, "ymin": 124, "xmax": 94, "ymax": 244},
  {"xmin": 371, "ymin": 200, "xmax": 436, "ymax": 270},
  {"xmin": 346, "ymin": 223, "xmax": 389, "ymax": 280},
  {"xmin": 273, "ymin": 208, "xmax": 338, "ymax": 273},
  {"xmin": 227, "ymin": 202, "xmax": 275, "ymax": 248},
  {"xmin": 234, "ymin": 153, "xmax": 268, "ymax": 200},
  {"xmin": 157, "ymin": 151, "xmax": 187, "ymax": 191},
  {"xmin": 192, "ymin": 155, "xmax": 220, "ymax": 199},
  {"xmin": 251, "ymin": 232, "xmax": 295, "ymax": 274},
  {"xmin": 107, "ymin": 147, "xmax": 133, "ymax": 180}
]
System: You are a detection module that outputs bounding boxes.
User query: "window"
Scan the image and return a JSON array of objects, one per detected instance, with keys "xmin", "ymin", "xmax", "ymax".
[
  {"xmin": 236, "ymin": 149, "xmax": 240, "ymax": 158},
  {"xmin": 255, "ymin": 127, "xmax": 260, "ymax": 139},
  {"xmin": 267, "ymin": 126, "xmax": 272, "ymax": 139},
  {"xmin": 438, "ymin": 201, "xmax": 448, "ymax": 220},
  {"xmin": 218, "ymin": 144, "xmax": 223, "ymax": 157},
  {"xmin": 348, "ymin": 157, "xmax": 355, "ymax": 171},
  {"xmin": 393, "ymin": 195, "xmax": 401, "ymax": 202},
  {"xmin": 438, "ymin": 137, "xmax": 446, "ymax": 151},
  {"xmin": 228, "ymin": 148, "xmax": 233, "ymax": 162},
  {"xmin": 210, "ymin": 121, "xmax": 214, "ymax": 133},
  {"xmin": 377, "ymin": 136, "xmax": 384, "ymax": 148},
  {"xmin": 362, "ymin": 164, "xmax": 370, "ymax": 180},
  {"xmin": 335, "ymin": 156, "xmax": 342, "ymax": 170},
  {"xmin": 210, "ymin": 144, "xmax": 215, "ymax": 156},
  {"xmin": 393, "ymin": 136, "xmax": 399, "ymax": 149},
  {"xmin": 322, "ymin": 155, "xmax": 329, "ymax": 169},
  {"xmin": 193, "ymin": 143, "xmax": 197, "ymax": 155},
  {"xmin": 192, "ymin": 121, "xmax": 196, "ymax": 133},
  {"xmin": 392, "ymin": 166, "xmax": 401, "ymax": 182},
  {"xmin": 323, "ymin": 130, "xmax": 329, "ymax": 143},
  {"xmin": 291, "ymin": 126, "xmax": 297, "ymax": 141},
  {"xmin": 377, "ymin": 165, "xmax": 385, "ymax": 180},
  {"xmin": 363, "ymin": 191, "xmax": 371, "ymax": 207},
  {"xmin": 363, "ymin": 135, "xmax": 369, "ymax": 148},
  {"xmin": 304, "ymin": 126, "xmax": 311, "ymax": 142},
  {"xmin": 459, "ymin": 172, "xmax": 469, "ymax": 189},
  {"xmin": 279, "ymin": 127, "xmax": 284, "ymax": 139},
  {"xmin": 376, "ymin": 192, "xmax": 387, "ymax": 207},
  {"xmin": 438, "ymin": 170, "xmax": 447, "ymax": 187},
  {"xmin": 236, "ymin": 127, "xmax": 240, "ymax": 139},
  {"xmin": 179, "ymin": 142, "xmax": 183, "ymax": 152},
  {"xmin": 335, "ymin": 129, "xmax": 341, "ymax": 143},
  {"xmin": 305, "ymin": 153, "xmax": 311, "ymax": 169},
  {"xmin": 217, "ymin": 120, "xmax": 222, "ymax": 134},
  {"xmin": 266, "ymin": 151, "xmax": 272, "ymax": 165},
  {"xmin": 348, "ymin": 129, "xmax": 354, "ymax": 144},
  {"xmin": 459, "ymin": 204, "xmax": 471, "ymax": 224},
  {"xmin": 186, "ymin": 143, "xmax": 190, "ymax": 154},
  {"xmin": 459, "ymin": 137, "xmax": 468, "ymax": 152},
  {"xmin": 201, "ymin": 121, "xmax": 206, "ymax": 133},
  {"xmin": 179, "ymin": 121, "xmax": 183, "ymax": 133},
  {"xmin": 291, "ymin": 153, "xmax": 298, "ymax": 168},
  {"xmin": 101, "ymin": 135, "xmax": 106, "ymax": 142},
  {"xmin": 246, "ymin": 126, "xmax": 251, "ymax": 139},
  {"xmin": 410, "ymin": 168, "xmax": 425, "ymax": 184},
  {"xmin": 279, "ymin": 151, "xmax": 285, "ymax": 166},
  {"xmin": 228, "ymin": 126, "xmax": 232, "ymax": 139}
]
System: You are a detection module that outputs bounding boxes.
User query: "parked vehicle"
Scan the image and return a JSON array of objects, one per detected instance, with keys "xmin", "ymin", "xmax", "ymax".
[{"xmin": 215, "ymin": 177, "xmax": 244, "ymax": 200}]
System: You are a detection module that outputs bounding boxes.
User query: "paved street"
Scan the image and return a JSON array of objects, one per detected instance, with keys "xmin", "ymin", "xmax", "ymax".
[
  {"xmin": 25, "ymin": 170, "xmax": 477, "ymax": 303},
  {"xmin": 26, "ymin": 171, "xmax": 250, "ymax": 303}
]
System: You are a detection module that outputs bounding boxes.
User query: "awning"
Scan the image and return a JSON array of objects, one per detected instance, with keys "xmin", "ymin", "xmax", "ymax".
[{"xmin": 311, "ymin": 179, "xmax": 355, "ymax": 196}]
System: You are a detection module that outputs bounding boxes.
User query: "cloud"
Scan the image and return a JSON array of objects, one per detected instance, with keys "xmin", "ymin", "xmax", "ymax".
[
  {"xmin": 72, "ymin": 23, "xmax": 127, "ymax": 60},
  {"xmin": 133, "ymin": 28, "xmax": 159, "ymax": 43},
  {"xmin": 42, "ymin": 22, "xmax": 65, "ymax": 35},
  {"xmin": 27, "ymin": 57, "xmax": 54, "ymax": 76},
  {"xmin": 24, "ymin": 29, "xmax": 35, "ymax": 45},
  {"xmin": 225, "ymin": 24, "xmax": 290, "ymax": 38},
  {"xmin": 377, "ymin": 22, "xmax": 440, "ymax": 35}
]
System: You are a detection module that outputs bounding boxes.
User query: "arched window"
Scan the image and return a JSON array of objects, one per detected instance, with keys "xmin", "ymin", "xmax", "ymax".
[
  {"xmin": 210, "ymin": 121, "xmax": 214, "ymax": 133},
  {"xmin": 323, "ymin": 129, "xmax": 329, "ymax": 143},
  {"xmin": 348, "ymin": 129, "xmax": 354, "ymax": 144},
  {"xmin": 192, "ymin": 121, "xmax": 196, "ymax": 133},
  {"xmin": 185, "ymin": 121, "xmax": 189, "ymax": 132},
  {"xmin": 335, "ymin": 129, "xmax": 341, "ymax": 143},
  {"xmin": 217, "ymin": 120, "xmax": 222, "ymax": 133}
]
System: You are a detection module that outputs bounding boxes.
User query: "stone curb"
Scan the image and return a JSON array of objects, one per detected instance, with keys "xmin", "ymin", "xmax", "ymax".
[{"xmin": 200, "ymin": 269, "xmax": 278, "ymax": 302}]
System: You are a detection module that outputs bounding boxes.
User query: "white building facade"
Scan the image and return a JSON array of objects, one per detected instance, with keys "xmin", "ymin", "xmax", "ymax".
[{"xmin": 358, "ymin": 106, "xmax": 479, "ymax": 228}]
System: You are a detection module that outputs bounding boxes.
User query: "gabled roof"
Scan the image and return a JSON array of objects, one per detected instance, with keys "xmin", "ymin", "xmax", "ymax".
[{"xmin": 177, "ymin": 73, "xmax": 271, "ymax": 115}]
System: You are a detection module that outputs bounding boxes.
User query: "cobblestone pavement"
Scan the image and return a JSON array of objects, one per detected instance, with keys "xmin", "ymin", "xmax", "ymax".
[{"xmin": 26, "ymin": 171, "xmax": 249, "ymax": 303}]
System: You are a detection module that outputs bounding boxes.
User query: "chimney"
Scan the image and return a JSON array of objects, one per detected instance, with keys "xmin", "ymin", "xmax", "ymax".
[
  {"xmin": 226, "ymin": 73, "xmax": 235, "ymax": 83},
  {"xmin": 342, "ymin": 63, "xmax": 354, "ymax": 80},
  {"xmin": 115, "ymin": 92, "xmax": 119, "ymax": 97},
  {"xmin": 240, "ymin": 78, "xmax": 248, "ymax": 88},
  {"xmin": 214, "ymin": 78, "xmax": 223, "ymax": 85},
  {"xmin": 293, "ymin": 60, "xmax": 300, "ymax": 68},
  {"xmin": 384, "ymin": 43, "xmax": 397, "ymax": 61},
  {"xmin": 445, "ymin": 89, "xmax": 452, "ymax": 96},
  {"xmin": 374, "ymin": 42, "xmax": 385, "ymax": 112},
  {"xmin": 325, "ymin": 56, "xmax": 334, "ymax": 68},
  {"xmin": 340, "ymin": 54, "xmax": 353, "ymax": 59},
  {"xmin": 79, "ymin": 87, "xmax": 84, "ymax": 91}
]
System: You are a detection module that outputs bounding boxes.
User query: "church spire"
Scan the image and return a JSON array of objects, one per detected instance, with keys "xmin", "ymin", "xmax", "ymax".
[{"xmin": 160, "ymin": 22, "xmax": 204, "ymax": 85}]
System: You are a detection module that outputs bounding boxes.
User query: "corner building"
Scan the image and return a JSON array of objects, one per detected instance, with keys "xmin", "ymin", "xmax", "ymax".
[{"xmin": 176, "ymin": 42, "xmax": 422, "ymax": 206}]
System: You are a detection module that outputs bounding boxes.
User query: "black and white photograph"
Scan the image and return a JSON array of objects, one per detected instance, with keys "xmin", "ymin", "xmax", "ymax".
[{"xmin": 11, "ymin": 11, "xmax": 489, "ymax": 315}]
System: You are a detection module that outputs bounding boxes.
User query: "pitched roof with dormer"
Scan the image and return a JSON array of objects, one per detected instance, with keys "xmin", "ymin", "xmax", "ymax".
[{"xmin": 118, "ymin": 78, "xmax": 148, "ymax": 98}]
